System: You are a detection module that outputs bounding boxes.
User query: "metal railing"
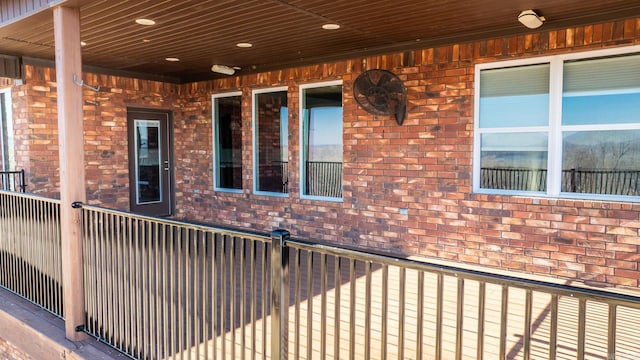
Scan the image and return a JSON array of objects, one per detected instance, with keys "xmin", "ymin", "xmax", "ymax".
[
  {"xmin": 78, "ymin": 204, "xmax": 640, "ymax": 360},
  {"xmin": 0, "ymin": 191, "xmax": 63, "ymax": 317},
  {"xmin": 0, "ymin": 169, "xmax": 26, "ymax": 192},
  {"xmin": 81, "ymin": 205, "xmax": 274, "ymax": 360}
]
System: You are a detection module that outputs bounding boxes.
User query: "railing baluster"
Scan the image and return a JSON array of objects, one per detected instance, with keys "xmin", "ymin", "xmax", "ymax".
[
  {"xmin": 549, "ymin": 294, "xmax": 558, "ymax": 359},
  {"xmin": 398, "ymin": 267, "xmax": 405, "ymax": 360},
  {"xmin": 294, "ymin": 248, "xmax": 301, "ymax": 360},
  {"xmin": 365, "ymin": 260, "xmax": 372, "ymax": 360},
  {"xmin": 250, "ymin": 240, "xmax": 257, "ymax": 360},
  {"xmin": 477, "ymin": 282, "xmax": 485, "ymax": 360},
  {"xmin": 455, "ymin": 278, "xmax": 464, "ymax": 360},
  {"xmin": 321, "ymin": 253, "xmax": 327, "ymax": 360},
  {"xmin": 349, "ymin": 259, "xmax": 356, "ymax": 360},
  {"xmin": 435, "ymin": 273, "xmax": 444, "ymax": 359},
  {"xmin": 221, "ymin": 234, "xmax": 227, "ymax": 359},
  {"xmin": 416, "ymin": 271, "xmax": 424, "ymax": 360},
  {"xmin": 499, "ymin": 285, "xmax": 508, "ymax": 360},
  {"xmin": 523, "ymin": 289, "xmax": 533, "ymax": 360},
  {"xmin": 306, "ymin": 250, "xmax": 314, "ymax": 360},
  {"xmin": 381, "ymin": 265, "xmax": 388, "ymax": 360},
  {"xmin": 211, "ymin": 233, "xmax": 219, "ymax": 360},
  {"xmin": 608, "ymin": 304, "xmax": 617, "ymax": 360},
  {"xmin": 334, "ymin": 256, "xmax": 342, "ymax": 360},
  {"xmin": 240, "ymin": 237, "xmax": 246, "ymax": 360},
  {"xmin": 578, "ymin": 299, "xmax": 587, "ymax": 360}
]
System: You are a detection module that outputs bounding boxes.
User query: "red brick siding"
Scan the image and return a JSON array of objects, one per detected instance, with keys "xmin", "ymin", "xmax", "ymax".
[{"xmin": 10, "ymin": 17, "xmax": 640, "ymax": 292}]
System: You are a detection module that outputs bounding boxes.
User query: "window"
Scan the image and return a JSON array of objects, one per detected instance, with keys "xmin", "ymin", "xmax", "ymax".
[
  {"xmin": 253, "ymin": 88, "xmax": 288, "ymax": 195},
  {"xmin": 213, "ymin": 92, "xmax": 243, "ymax": 191},
  {"xmin": 475, "ymin": 47, "xmax": 640, "ymax": 200},
  {"xmin": 300, "ymin": 81, "xmax": 343, "ymax": 200},
  {"xmin": 0, "ymin": 88, "xmax": 14, "ymax": 171}
]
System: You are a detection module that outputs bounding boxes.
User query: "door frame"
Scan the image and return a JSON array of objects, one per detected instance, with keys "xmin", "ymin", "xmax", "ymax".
[{"xmin": 127, "ymin": 108, "xmax": 174, "ymax": 216}]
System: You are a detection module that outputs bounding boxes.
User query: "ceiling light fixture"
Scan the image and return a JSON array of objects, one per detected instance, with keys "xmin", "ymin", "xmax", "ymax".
[
  {"xmin": 135, "ymin": 18, "xmax": 156, "ymax": 26},
  {"xmin": 322, "ymin": 23, "xmax": 340, "ymax": 30},
  {"xmin": 211, "ymin": 64, "xmax": 235, "ymax": 75},
  {"xmin": 518, "ymin": 10, "xmax": 545, "ymax": 29},
  {"xmin": 236, "ymin": 42, "xmax": 253, "ymax": 48},
  {"xmin": 165, "ymin": 57, "xmax": 180, "ymax": 62},
  {"xmin": 80, "ymin": 41, "xmax": 87, "ymax": 47}
]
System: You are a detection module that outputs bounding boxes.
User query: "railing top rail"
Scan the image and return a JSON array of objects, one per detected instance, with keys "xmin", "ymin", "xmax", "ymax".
[
  {"xmin": 0, "ymin": 189, "xmax": 59, "ymax": 204},
  {"xmin": 80, "ymin": 203, "xmax": 272, "ymax": 243},
  {"xmin": 0, "ymin": 170, "xmax": 24, "ymax": 175},
  {"xmin": 286, "ymin": 238, "xmax": 640, "ymax": 308}
]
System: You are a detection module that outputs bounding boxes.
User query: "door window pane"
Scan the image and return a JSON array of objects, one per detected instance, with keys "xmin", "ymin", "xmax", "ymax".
[
  {"xmin": 255, "ymin": 91, "xmax": 288, "ymax": 193},
  {"xmin": 214, "ymin": 95, "xmax": 243, "ymax": 190},
  {"xmin": 135, "ymin": 120, "xmax": 162, "ymax": 204},
  {"xmin": 302, "ymin": 84, "xmax": 343, "ymax": 198}
]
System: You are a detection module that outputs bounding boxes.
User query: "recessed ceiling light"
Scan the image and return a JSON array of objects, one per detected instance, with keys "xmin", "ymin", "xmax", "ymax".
[
  {"xmin": 135, "ymin": 18, "xmax": 156, "ymax": 26},
  {"xmin": 322, "ymin": 23, "xmax": 340, "ymax": 30},
  {"xmin": 165, "ymin": 57, "xmax": 180, "ymax": 62},
  {"xmin": 142, "ymin": 39, "xmax": 151, "ymax": 43},
  {"xmin": 80, "ymin": 41, "xmax": 87, "ymax": 47},
  {"xmin": 236, "ymin": 42, "xmax": 253, "ymax": 48}
]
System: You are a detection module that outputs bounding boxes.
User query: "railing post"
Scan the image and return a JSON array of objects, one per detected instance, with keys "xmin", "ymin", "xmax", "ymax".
[
  {"xmin": 53, "ymin": 5, "xmax": 87, "ymax": 341},
  {"xmin": 271, "ymin": 229, "xmax": 290, "ymax": 360},
  {"xmin": 19, "ymin": 169, "xmax": 26, "ymax": 192}
]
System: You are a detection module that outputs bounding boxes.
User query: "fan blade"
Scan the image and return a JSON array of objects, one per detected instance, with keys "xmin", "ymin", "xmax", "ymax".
[
  {"xmin": 383, "ymin": 79, "xmax": 404, "ymax": 95},
  {"xmin": 376, "ymin": 71, "xmax": 392, "ymax": 87},
  {"xmin": 355, "ymin": 72, "xmax": 375, "ymax": 95}
]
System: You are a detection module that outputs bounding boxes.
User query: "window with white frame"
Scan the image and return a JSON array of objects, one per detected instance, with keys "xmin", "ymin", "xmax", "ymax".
[
  {"xmin": 300, "ymin": 81, "xmax": 343, "ymax": 200},
  {"xmin": 0, "ymin": 89, "xmax": 15, "ymax": 171},
  {"xmin": 474, "ymin": 47, "xmax": 640, "ymax": 200},
  {"xmin": 212, "ymin": 92, "xmax": 243, "ymax": 191},
  {"xmin": 253, "ymin": 88, "xmax": 288, "ymax": 195}
]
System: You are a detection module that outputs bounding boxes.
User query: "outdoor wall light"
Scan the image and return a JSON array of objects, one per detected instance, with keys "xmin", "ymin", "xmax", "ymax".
[
  {"xmin": 211, "ymin": 64, "xmax": 235, "ymax": 75},
  {"xmin": 518, "ymin": 10, "xmax": 545, "ymax": 29}
]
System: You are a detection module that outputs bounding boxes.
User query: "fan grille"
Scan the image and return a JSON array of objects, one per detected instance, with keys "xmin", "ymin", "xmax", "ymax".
[{"xmin": 353, "ymin": 69, "xmax": 406, "ymax": 122}]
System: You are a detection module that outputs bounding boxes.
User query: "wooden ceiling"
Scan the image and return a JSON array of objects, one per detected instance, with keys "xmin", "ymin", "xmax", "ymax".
[{"xmin": 1, "ymin": 0, "xmax": 639, "ymax": 83}]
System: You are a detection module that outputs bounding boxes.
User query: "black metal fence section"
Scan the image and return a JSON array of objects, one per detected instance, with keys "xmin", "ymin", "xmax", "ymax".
[
  {"xmin": 306, "ymin": 161, "xmax": 342, "ymax": 198},
  {"xmin": 81, "ymin": 205, "xmax": 273, "ymax": 360},
  {"xmin": 0, "ymin": 169, "xmax": 26, "ymax": 192},
  {"xmin": 78, "ymin": 204, "xmax": 640, "ymax": 359},
  {"xmin": 0, "ymin": 191, "xmax": 63, "ymax": 318},
  {"xmin": 284, "ymin": 240, "xmax": 640, "ymax": 360},
  {"xmin": 482, "ymin": 167, "xmax": 640, "ymax": 195}
]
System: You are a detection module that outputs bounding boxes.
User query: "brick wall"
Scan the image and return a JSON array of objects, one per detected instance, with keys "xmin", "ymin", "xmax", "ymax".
[
  {"xmin": 10, "ymin": 17, "xmax": 640, "ymax": 292},
  {"xmin": 15, "ymin": 66, "xmax": 179, "ymax": 208}
]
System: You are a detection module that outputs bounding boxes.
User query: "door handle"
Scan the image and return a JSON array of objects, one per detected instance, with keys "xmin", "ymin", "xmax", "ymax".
[{"xmin": 164, "ymin": 160, "xmax": 169, "ymax": 171}]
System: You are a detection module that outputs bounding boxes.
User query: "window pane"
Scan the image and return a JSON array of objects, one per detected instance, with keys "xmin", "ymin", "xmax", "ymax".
[
  {"xmin": 562, "ymin": 130, "xmax": 640, "ymax": 195},
  {"xmin": 256, "ymin": 91, "xmax": 288, "ymax": 193},
  {"xmin": 135, "ymin": 120, "xmax": 162, "ymax": 204},
  {"xmin": 480, "ymin": 132, "xmax": 548, "ymax": 191},
  {"xmin": 214, "ymin": 95, "xmax": 242, "ymax": 190},
  {"xmin": 479, "ymin": 64, "xmax": 550, "ymax": 128},
  {"xmin": 302, "ymin": 85, "xmax": 342, "ymax": 198},
  {"xmin": 562, "ymin": 55, "xmax": 640, "ymax": 126},
  {"xmin": 0, "ymin": 92, "xmax": 15, "ymax": 171}
]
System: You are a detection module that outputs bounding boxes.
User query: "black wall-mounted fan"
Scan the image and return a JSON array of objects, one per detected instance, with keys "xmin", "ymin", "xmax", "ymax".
[{"xmin": 353, "ymin": 69, "xmax": 407, "ymax": 125}]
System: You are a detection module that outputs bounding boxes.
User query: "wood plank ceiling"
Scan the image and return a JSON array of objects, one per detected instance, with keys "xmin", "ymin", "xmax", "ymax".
[{"xmin": 0, "ymin": 0, "xmax": 639, "ymax": 83}]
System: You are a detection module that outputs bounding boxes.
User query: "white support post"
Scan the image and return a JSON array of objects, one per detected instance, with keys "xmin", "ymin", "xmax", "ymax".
[{"xmin": 53, "ymin": 6, "xmax": 87, "ymax": 341}]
